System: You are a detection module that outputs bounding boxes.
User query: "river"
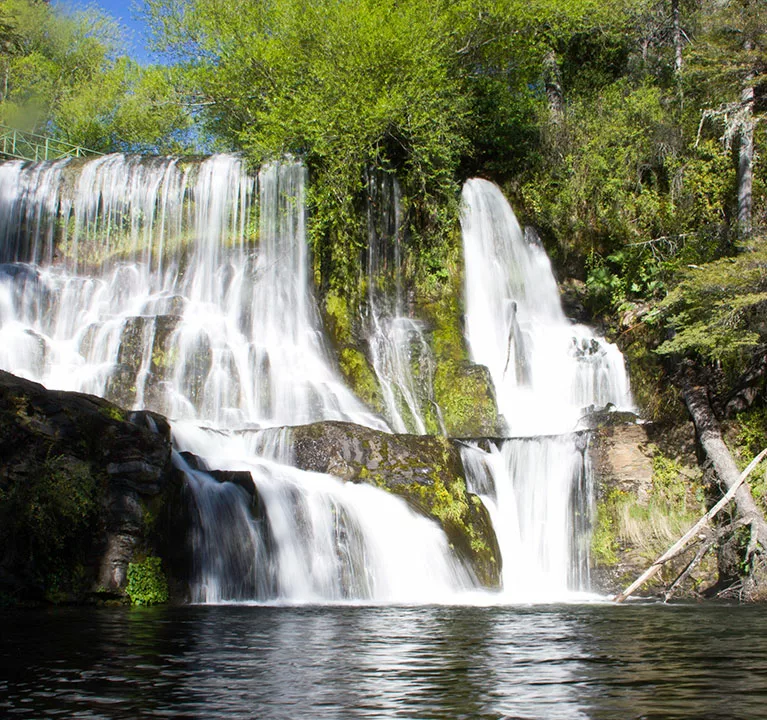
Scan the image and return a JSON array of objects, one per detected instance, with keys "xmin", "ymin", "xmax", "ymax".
[{"xmin": 2, "ymin": 602, "xmax": 766, "ymax": 719}]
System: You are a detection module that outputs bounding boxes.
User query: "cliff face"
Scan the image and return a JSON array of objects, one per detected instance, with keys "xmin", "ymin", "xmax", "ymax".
[
  {"xmin": 0, "ymin": 370, "xmax": 185, "ymax": 605},
  {"xmin": 588, "ymin": 421, "xmax": 717, "ymax": 598}
]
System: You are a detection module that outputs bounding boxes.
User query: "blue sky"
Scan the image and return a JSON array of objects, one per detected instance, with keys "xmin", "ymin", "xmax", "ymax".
[{"xmin": 57, "ymin": 0, "xmax": 156, "ymax": 64}]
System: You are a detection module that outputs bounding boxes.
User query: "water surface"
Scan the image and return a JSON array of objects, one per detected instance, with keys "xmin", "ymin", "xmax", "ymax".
[{"xmin": 2, "ymin": 602, "xmax": 766, "ymax": 719}]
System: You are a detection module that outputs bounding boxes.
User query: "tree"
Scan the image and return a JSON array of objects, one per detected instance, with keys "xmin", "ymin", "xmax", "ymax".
[
  {"xmin": 0, "ymin": 0, "xmax": 190, "ymax": 152},
  {"xmin": 686, "ymin": 0, "xmax": 766, "ymax": 238}
]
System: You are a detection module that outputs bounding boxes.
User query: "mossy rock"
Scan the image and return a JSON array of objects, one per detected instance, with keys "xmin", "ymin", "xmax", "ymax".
[
  {"xmin": 0, "ymin": 371, "xmax": 181, "ymax": 605},
  {"xmin": 589, "ymin": 420, "xmax": 715, "ymax": 598},
  {"xmin": 290, "ymin": 420, "xmax": 501, "ymax": 586},
  {"xmin": 434, "ymin": 360, "xmax": 499, "ymax": 437}
]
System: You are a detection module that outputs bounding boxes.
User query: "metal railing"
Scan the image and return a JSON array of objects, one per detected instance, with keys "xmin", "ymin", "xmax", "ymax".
[{"xmin": 0, "ymin": 124, "xmax": 104, "ymax": 161}]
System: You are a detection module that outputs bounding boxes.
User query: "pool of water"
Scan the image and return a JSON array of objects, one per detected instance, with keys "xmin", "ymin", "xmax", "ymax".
[{"xmin": 2, "ymin": 602, "xmax": 766, "ymax": 719}]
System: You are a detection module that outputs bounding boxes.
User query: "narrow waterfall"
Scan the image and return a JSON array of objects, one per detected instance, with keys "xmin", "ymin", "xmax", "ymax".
[
  {"xmin": 0, "ymin": 154, "xmax": 476, "ymax": 604},
  {"xmin": 460, "ymin": 437, "xmax": 592, "ymax": 600},
  {"xmin": 461, "ymin": 178, "xmax": 632, "ymax": 436},
  {"xmin": 459, "ymin": 179, "xmax": 632, "ymax": 599},
  {"xmin": 364, "ymin": 170, "xmax": 441, "ymax": 434}
]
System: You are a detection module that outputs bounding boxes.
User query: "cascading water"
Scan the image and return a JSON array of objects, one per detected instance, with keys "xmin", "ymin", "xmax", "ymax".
[
  {"xmin": 0, "ymin": 154, "xmax": 473, "ymax": 604},
  {"xmin": 459, "ymin": 178, "xmax": 633, "ymax": 599},
  {"xmin": 461, "ymin": 179, "xmax": 632, "ymax": 436},
  {"xmin": 364, "ymin": 170, "xmax": 441, "ymax": 435},
  {"xmin": 1, "ymin": 153, "xmax": 636, "ymax": 604},
  {"xmin": 460, "ymin": 437, "xmax": 593, "ymax": 601}
]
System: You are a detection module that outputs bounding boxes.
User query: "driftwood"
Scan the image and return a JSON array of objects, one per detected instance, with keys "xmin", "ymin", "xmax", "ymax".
[{"xmin": 615, "ymin": 447, "xmax": 767, "ymax": 603}]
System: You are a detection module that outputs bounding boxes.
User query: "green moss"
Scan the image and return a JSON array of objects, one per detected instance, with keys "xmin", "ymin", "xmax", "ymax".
[
  {"xmin": 592, "ymin": 489, "xmax": 622, "ymax": 566},
  {"xmin": 434, "ymin": 361, "xmax": 498, "ymax": 437},
  {"xmin": 126, "ymin": 556, "xmax": 169, "ymax": 606},
  {"xmin": 338, "ymin": 347, "xmax": 382, "ymax": 412},
  {"xmin": 0, "ymin": 450, "xmax": 104, "ymax": 603},
  {"xmin": 151, "ymin": 346, "xmax": 177, "ymax": 371},
  {"xmin": 325, "ymin": 290, "xmax": 354, "ymax": 345},
  {"xmin": 99, "ymin": 405, "xmax": 126, "ymax": 422}
]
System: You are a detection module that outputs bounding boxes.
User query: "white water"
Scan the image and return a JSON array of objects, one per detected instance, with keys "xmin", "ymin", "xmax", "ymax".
[
  {"xmin": 0, "ymin": 154, "xmax": 474, "ymax": 604},
  {"xmin": 458, "ymin": 179, "xmax": 633, "ymax": 600},
  {"xmin": 461, "ymin": 179, "xmax": 632, "ymax": 436},
  {"xmin": 175, "ymin": 423, "xmax": 471, "ymax": 603},
  {"xmin": 364, "ymin": 170, "xmax": 440, "ymax": 434},
  {"xmin": 0, "ymin": 157, "xmax": 635, "ymax": 604},
  {"xmin": 460, "ymin": 437, "xmax": 592, "ymax": 601}
]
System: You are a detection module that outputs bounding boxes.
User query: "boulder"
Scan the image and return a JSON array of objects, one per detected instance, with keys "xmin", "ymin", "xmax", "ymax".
[
  {"xmin": 290, "ymin": 420, "xmax": 502, "ymax": 587},
  {"xmin": 0, "ymin": 370, "xmax": 183, "ymax": 605}
]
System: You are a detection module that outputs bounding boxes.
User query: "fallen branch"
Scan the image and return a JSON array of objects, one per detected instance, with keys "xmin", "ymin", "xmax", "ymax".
[
  {"xmin": 615, "ymin": 447, "xmax": 767, "ymax": 603},
  {"xmin": 663, "ymin": 533, "xmax": 714, "ymax": 602}
]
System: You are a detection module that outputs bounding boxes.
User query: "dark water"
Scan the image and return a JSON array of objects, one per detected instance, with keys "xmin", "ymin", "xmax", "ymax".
[{"xmin": 2, "ymin": 602, "xmax": 767, "ymax": 719}]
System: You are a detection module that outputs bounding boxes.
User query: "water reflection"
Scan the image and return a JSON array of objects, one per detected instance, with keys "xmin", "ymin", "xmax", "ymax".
[{"xmin": 2, "ymin": 604, "xmax": 767, "ymax": 719}]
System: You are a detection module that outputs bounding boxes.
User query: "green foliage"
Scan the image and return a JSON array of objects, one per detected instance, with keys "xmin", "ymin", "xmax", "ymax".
[
  {"xmin": 126, "ymin": 556, "xmax": 169, "ymax": 606},
  {"xmin": 656, "ymin": 238, "xmax": 767, "ymax": 369},
  {"xmin": 730, "ymin": 407, "xmax": 767, "ymax": 511},
  {"xmin": 0, "ymin": 0, "xmax": 190, "ymax": 152}
]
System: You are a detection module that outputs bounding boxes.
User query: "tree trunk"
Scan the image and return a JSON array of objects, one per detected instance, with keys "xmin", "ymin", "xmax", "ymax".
[
  {"xmin": 672, "ymin": 0, "xmax": 683, "ymax": 74},
  {"xmin": 543, "ymin": 48, "xmax": 563, "ymax": 125},
  {"xmin": 738, "ymin": 42, "xmax": 754, "ymax": 238},
  {"xmin": 680, "ymin": 370, "xmax": 767, "ymax": 541}
]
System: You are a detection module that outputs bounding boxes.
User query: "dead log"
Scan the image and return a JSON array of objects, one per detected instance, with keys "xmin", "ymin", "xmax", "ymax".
[
  {"xmin": 615, "ymin": 447, "xmax": 767, "ymax": 602},
  {"xmin": 680, "ymin": 369, "xmax": 767, "ymax": 543}
]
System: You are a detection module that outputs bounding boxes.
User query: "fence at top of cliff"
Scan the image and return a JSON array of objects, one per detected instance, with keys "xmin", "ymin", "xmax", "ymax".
[{"xmin": 0, "ymin": 124, "xmax": 104, "ymax": 162}]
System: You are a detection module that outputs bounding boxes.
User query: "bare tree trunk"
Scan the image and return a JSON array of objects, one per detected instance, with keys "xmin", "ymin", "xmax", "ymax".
[
  {"xmin": 738, "ymin": 41, "xmax": 754, "ymax": 238},
  {"xmin": 543, "ymin": 48, "xmax": 563, "ymax": 125},
  {"xmin": 738, "ymin": 86, "xmax": 754, "ymax": 237},
  {"xmin": 680, "ymin": 370, "xmax": 767, "ymax": 540},
  {"xmin": 672, "ymin": 0, "xmax": 683, "ymax": 74}
]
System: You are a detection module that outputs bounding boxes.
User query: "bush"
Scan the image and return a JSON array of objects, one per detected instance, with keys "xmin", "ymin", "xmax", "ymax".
[{"xmin": 126, "ymin": 556, "xmax": 169, "ymax": 606}]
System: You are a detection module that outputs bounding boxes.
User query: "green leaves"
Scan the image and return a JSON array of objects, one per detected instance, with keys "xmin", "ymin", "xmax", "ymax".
[
  {"xmin": 126, "ymin": 556, "xmax": 169, "ymax": 606},
  {"xmin": 0, "ymin": 0, "xmax": 191, "ymax": 152},
  {"xmin": 656, "ymin": 240, "xmax": 767, "ymax": 366}
]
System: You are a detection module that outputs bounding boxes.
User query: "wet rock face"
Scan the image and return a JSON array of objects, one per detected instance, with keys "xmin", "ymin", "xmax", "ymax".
[
  {"xmin": 0, "ymin": 370, "xmax": 181, "ymax": 604},
  {"xmin": 290, "ymin": 421, "xmax": 502, "ymax": 588}
]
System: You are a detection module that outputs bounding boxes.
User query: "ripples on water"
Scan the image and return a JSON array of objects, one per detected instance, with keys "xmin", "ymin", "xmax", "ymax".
[{"xmin": 2, "ymin": 603, "xmax": 767, "ymax": 719}]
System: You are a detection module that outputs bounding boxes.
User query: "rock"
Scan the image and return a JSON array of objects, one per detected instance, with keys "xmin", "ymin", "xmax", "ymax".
[
  {"xmin": 576, "ymin": 404, "xmax": 640, "ymax": 430},
  {"xmin": 589, "ymin": 420, "xmax": 715, "ymax": 598},
  {"xmin": 559, "ymin": 277, "xmax": 589, "ymax": 323},
  {"xmin": 434, "ymin": 361, "xmax": 500, "ymax": 437},
  {"xmin": 290, "ymin": 420, "xmax": 502, "ymax": 587},
  {"xmin": 0, "ymin": 370, "xmax": 183, "ymax": 605}
]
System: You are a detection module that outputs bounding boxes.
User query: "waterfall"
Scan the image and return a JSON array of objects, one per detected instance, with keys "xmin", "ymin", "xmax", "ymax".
[
  {"xmin": 364, "ymin": 170, "xmax": 441, "ymax": 434},
  {"xmin": 461, "ymin": 178, "xmax": 632, "ymax": 436},
  {"xmin": 460, "ymin": 437, "xmax": 592, "ymax": 601},
  {"xmin": 1, "ymin": 155, "xmax": 635, "ymax": 603},
  {"xmin": 174, "ymin": 423, "xmax": 471, "ymax": 604},
  {"xmin": 0, "ymin": 153, "xmax": 477, "ymax": 604},
  {"xmin": 0, "ymin": 155, "xmax": 385, "ymax": 428},
  {"xmin": 459, "ymin": 178, "xmax": 632, "ymax": 599}
]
